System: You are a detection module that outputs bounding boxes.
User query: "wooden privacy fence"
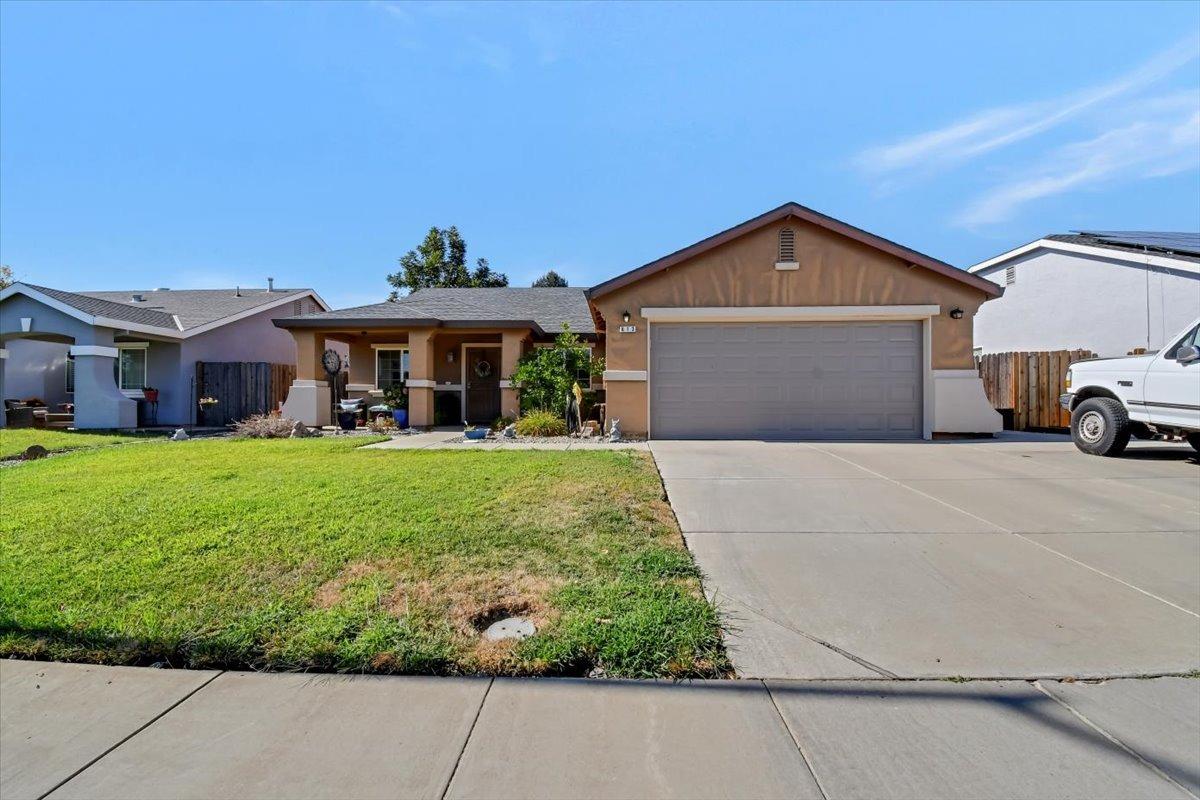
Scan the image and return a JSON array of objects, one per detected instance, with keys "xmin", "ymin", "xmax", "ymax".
[
  {"xmin": 195, "ymin": 362, "xmax": 295, "ymax": 427},
  {"xmin": 975, "ymin": 350, "xmax": 1095, "ymax": 430}
]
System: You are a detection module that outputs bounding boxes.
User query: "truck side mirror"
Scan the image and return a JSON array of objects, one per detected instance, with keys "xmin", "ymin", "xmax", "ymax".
[{"xmin": 1176, "ymin": 344, "xmax": 1200, "ymax": 364}]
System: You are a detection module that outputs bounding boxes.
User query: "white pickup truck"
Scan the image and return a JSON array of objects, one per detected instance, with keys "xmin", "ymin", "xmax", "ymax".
[{"xmin": 1060, "ymin": 317, "xmax": 1200, "ymax": 456}]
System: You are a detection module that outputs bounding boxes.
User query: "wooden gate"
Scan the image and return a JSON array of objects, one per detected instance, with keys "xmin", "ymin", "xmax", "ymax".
[
  {"xmin": 975, "ymin": 350, "xmax": 1095, "ymax": 430},
  {"xmin": 195, "ymin": 362, "xmax": 296, "ymax": 426}
]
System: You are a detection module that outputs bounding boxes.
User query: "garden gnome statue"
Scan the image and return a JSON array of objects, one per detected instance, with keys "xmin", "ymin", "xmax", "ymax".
[{"xmin": 608, "ymin": 418, "xmax": 621, "ymax": 442}]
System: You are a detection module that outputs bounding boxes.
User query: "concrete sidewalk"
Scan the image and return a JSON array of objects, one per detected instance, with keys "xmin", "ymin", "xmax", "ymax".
[{"xmin": 3, "ymin": 660, "xmax": 1197, "ymax": 800}]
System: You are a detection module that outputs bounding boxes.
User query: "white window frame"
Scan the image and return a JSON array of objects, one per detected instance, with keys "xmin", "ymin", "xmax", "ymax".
[
  {"xmin": 116, "ymin": 342, "xmax": 149, "ymax": 397},
  {"xmin": 372, "ymin": 344, "xmax": 409, "ymax": 391}
]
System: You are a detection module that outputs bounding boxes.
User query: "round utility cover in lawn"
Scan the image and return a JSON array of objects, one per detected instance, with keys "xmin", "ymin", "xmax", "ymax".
[{"xmin": 483, "ymin": 617, "xmax": 536, "ymax": 641}]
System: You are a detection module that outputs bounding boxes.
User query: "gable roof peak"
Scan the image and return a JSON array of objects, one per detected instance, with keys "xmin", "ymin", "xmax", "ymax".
[{"xmin": 588, "ymin": 201, "xmax": 1001, "ymax": 299}]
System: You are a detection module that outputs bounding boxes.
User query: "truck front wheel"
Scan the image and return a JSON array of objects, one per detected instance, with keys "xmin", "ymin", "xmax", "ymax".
[
  {"xmin": 1071, "ymin": 397, "xmax": 1130, "ymax": 457},
  {"xmin": 1187, "ymin": 432, "xmax": 1200, "ymax": 453}
]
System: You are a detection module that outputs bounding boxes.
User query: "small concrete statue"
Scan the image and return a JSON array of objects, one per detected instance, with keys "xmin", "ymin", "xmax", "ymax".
[
  {"xmin": 169, "ymin": 428, "xmax": 190, "ymax": 441},
  {"xmin": 502, "ymin": 423, "xmax": 517, "ymax": 439},
  {"xmin": 608, "ymin": 418, "xmax": 622, "ymax": 442}
]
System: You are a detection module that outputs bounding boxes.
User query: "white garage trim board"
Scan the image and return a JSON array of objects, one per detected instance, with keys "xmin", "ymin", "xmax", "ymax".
[{"xmin": 640, "ymin": 305, "xmax": 941, "ymax": 323}]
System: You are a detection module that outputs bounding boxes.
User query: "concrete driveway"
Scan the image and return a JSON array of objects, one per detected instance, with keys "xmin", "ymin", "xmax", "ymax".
[{"xmin": 651, "ymin": 435, "xmax": 1200, "ymax": 679}]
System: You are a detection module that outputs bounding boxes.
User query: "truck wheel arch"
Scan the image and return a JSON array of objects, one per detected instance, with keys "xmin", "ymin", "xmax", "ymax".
[{"xmin": 1070, "ymin": 385, "xmax": 1121, "ymax": 410}]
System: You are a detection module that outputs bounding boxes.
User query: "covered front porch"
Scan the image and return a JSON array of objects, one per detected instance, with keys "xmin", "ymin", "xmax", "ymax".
[{"xmin": 280, "ymin": 325, "xmax": 531, "ymax": 428}]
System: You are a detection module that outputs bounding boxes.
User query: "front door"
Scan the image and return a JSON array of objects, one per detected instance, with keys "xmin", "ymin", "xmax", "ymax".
[{"xmin": 465, "ymin": 346, "xmax": 501, "ymax": 424}]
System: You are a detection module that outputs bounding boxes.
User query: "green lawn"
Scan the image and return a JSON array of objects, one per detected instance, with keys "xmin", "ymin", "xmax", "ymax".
[
  {"xmin": 0, "ymin": 437, "xmax": 727, "ymax": 678},
  {"xmin": 0, "ymin": 428, "xmax": 154, "ymax": 459}
]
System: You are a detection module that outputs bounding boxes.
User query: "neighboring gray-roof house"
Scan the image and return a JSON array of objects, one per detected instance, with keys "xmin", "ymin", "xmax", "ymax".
[
  {"xmin": 1, "ymin": 282, "xmax": 328, "ymax": 429},
  {"xmin": 968, "ymin": 231, "xmax": 1200, "ymax": 357}
]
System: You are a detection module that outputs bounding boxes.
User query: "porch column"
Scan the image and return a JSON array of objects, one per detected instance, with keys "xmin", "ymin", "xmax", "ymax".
[
  {"xmin": 346, "ymin": 338, "xmax": 375, "ymax": 398},
  {"xmin": 71, "ymin": 345, "xmax": 137, "ymax": 429},
  {"xmin": 281, "ymin": 329, "xmax": 331, "ymax": 426},
  {"xmin": 0, "ymin": 347, "xmax": 7, "ymax": 428},
  {"xmin": 407, "ymin": 328, "xmax": 436, "ymax": 428},
  {"xmin": 499, "ymin": 330, "xmax": 525, "ymax": 420}
]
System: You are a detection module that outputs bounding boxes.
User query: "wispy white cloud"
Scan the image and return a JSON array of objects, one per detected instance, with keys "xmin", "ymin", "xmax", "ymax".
[
  {"xmin": 369, "ymin": 1, "xmax": 568, "ymax": 73},
  {"xmin": 856, "ymin": 35, "xmax": 1200, "ymax": 178},
  {"xmin": 464, "ymin": 35, "xmax": 513, "ymax": 73},
  {"xmin": 372, "ymin": 1, "xmax": 412, "ymax": 23},
  {"xmin": 955, "ymin": 94, "xmax": 1200, "ymax": 227}
]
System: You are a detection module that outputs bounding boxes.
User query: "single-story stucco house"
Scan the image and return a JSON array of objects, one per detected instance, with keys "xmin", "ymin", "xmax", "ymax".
[
  {"xmin": 274, "ymin": 202, "xmax": 1003, "ymax": 439},
  {"xmin": 0, "ymin": 282, "xmax": 329, "ymax": 428},
  {"xmin": 968, "ymin": 231, "xmax": 1200, "ymax": 358}
]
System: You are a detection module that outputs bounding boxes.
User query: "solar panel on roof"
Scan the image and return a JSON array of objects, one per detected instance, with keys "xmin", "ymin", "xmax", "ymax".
[{"xmin": 1074, "ymin": 231, "xmax": 1200, "ymax": 256}]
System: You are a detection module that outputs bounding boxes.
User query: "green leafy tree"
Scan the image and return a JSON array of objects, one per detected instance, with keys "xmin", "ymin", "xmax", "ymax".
[
  {"xmin": 387, "ymin": 226, "xmax": 508, "ymax": 299},
  {"xmin": 531, "ymin": 270, "xmax": 568, "ymax": 287},
  {"xmin": 511, "ymin": 325, "xmax": 604, "ymax": 415}
]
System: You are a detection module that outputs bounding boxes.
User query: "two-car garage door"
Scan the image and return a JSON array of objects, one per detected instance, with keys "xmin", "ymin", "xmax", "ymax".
[{"xmin": 649, "ymin": 321, "xmax": 923, "ymax": 440}]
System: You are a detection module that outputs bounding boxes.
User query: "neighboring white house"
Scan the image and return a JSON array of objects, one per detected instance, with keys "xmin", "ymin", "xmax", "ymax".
[{"xmin": 968, "ymin": 231, "xmax": 1200, "ymax": 357}]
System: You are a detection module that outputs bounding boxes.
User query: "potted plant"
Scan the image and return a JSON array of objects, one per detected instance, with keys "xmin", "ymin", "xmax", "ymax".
[
  {"xmin": 141, "ymin": 386, "xmax": 159, "ymax": 402},
  {"xmin": 335, "ymin": 397, "xmax": 362, "ymax": 431},
  {"xmin": 383, "ymin": 385, "xmax": 408, "ymax": 428},
  {"xmin": 463, "ymin": 424, "xmax": 488, "ymax": 441}
]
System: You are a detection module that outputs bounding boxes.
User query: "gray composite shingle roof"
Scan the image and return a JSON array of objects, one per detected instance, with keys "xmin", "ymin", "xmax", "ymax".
[
  {"xmin": 79, "ymin": 288, "xmax": 311, "ymax": 330},
  {"xmin": 276, "ymin": 287, "xmax": 596, "ymax": 335},
  {"xmin": 23, "ymin": 284, "xmax": 180, "ymax": 329},
  {"xmin": 14, "ymin": 284, "xmax": 317, "ymax": 333}
]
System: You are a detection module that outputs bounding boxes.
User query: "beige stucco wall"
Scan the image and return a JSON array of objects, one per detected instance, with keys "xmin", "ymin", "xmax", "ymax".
[{"xmin": 591, "ymin": 216, "xmax": 993, "ymax": 435}]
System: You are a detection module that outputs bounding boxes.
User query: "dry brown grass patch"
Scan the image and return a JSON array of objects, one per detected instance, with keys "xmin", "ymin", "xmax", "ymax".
[{"xmin": 387, "ymin": 570, "xmax": 563, "ymax": 635}]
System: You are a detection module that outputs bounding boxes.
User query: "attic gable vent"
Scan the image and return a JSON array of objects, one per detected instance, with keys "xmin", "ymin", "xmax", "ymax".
[
  {"xmin": 779, "ymin": 228, "xmax": 795, "ymax": 261},
  {"xmin": 775, "ymin": 227, "xmax": 799, "ymax": 270},
  {"xmin": 1005, "ymin": 265, "xmax": 1016, "ymax": 285}
]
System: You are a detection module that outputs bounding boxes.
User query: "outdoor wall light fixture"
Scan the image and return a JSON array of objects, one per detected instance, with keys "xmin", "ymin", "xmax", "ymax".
[
  {"xmin": 949, "ymin": 307, "xmax": 964, "ymax": 319},
  {"xmin": 447, "ymin": 351, "xmax": 455, "ymax": 364},
  {"xmin": 622, "ymin": 310, "xmax": 631, "ymax": 323}
]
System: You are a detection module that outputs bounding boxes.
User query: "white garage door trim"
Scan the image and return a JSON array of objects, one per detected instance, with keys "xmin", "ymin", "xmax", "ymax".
[
  {"xmin": 643, "ymin": 306, "xmax": 937, "ymax": 440},
  {"xmin": 641, "ymin": 305, "xmax": 940, "ymax": 323}
]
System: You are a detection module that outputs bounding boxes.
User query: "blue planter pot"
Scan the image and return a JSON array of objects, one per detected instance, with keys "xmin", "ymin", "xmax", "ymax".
[
  {"xmin": 392, "ymin": 409, "xmax": 408, "ymax": 428},
  {"xmin": 336, "ymin": 410, "xmax": 358, "ymax": 431},
  {"xmin": 464, "ymin": 428, "xmax": 488, "ymax": 440}
]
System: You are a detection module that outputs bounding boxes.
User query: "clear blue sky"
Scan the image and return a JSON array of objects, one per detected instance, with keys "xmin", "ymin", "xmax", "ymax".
[{"xmin": 2, "ymin": 1, "xmax": 1198, "ymax": 309}]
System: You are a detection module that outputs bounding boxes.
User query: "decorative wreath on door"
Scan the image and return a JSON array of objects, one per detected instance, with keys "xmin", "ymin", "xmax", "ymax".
[{"xmin": 473, "ymin": 359, "xmax": 493, "ymax": 379}]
